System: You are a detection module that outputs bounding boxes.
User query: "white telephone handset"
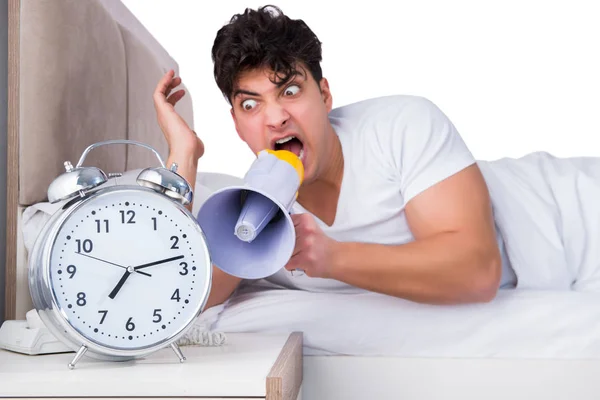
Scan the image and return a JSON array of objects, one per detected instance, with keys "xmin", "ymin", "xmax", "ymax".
[{"xmin": 0, "ymin": 309, "xmax": 72, "ymax": 355}]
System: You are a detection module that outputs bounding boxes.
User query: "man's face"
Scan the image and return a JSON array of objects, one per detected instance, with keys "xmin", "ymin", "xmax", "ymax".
[{"xmin": 229, "ymin": 65, "xmax": 333, "ymax": 183}]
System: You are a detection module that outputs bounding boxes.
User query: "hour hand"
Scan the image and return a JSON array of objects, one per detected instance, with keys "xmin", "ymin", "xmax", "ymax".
[{"xmin": 108, "ymin": 269, "xmax": 131, "ymax": 299}]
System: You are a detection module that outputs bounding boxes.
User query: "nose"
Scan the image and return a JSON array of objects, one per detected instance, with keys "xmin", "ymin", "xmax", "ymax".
[{"xmin": 265, "ymin": 102, "xmax": 290, "ymax": 131}]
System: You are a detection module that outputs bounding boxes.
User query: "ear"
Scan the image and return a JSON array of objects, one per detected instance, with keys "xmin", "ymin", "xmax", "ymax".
[
  {"xmin": 230, "ymin": 108, "xmax": 244, "ymax": 141},
  {"xmin": 319, "ymin": 78, "xmax": 333, "ymax": 113}
]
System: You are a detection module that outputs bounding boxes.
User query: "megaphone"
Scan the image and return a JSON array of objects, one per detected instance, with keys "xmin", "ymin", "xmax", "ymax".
[{"xmin": 196, "ymin": 149, "xmax": 304, "ymax": 279}]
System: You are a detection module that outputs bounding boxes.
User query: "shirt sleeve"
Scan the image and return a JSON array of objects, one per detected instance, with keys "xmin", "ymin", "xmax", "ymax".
[{"xmin": 389, "ymin": 96, "xmax": 476, "ymax": 204}]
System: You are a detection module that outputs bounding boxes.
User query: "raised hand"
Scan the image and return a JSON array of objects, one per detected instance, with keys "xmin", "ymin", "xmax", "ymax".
[{"xmin": 153, "ymin": 70, "xmax": 205, "ymax": 160}]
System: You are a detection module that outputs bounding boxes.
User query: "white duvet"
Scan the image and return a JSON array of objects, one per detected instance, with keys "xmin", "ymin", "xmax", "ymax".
[
  {"xmin": 478, "ymin": 152, "xmax": 600, "ymax": 292},
  {"xmin": 21, "ymin": 152, "xmax": 600, "ymax": 359}
]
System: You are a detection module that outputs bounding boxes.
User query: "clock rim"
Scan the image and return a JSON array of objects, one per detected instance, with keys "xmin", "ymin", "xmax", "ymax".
[{"xmin": 28, "ymin": 184, "xmax": 213, "ymax": 360}]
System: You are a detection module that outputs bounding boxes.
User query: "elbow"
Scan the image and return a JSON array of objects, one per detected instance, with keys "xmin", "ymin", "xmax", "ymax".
[{"xmin": 471, "ymin": 251, "xmax": 502, "ymax": 303}]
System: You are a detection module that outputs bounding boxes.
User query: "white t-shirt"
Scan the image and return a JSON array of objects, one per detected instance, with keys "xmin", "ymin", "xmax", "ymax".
[{"xmin": 263, "ymin": 95, "xmax": 516, "ymax": 292}]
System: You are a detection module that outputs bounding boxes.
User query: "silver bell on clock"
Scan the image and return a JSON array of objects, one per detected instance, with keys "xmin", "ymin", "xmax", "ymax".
[{"xmin": 28, "ymin": 140, "xmax": 212, "ymax": 369}]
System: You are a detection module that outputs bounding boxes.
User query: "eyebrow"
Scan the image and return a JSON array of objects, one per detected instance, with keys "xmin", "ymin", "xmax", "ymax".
[
  {"xmin": 232, "ymin": 89, "xmax": 260, "ymax": 99},
  {"xmin": 232, "ymin": 71, "xmax": 307, "ymax": 99}
]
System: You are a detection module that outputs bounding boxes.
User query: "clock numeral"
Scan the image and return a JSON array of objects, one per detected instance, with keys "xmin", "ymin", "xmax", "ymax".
[
  {"xmin": 126, "ymin": 317, "xmax": 135, "ymax": 331},
  {"xmin": 120, "ymin": 210, "xmax": 136, "ymax": 224},
  {"xmin": 171, "ymin": 288, "xmax": 181, "ymax": 302},
  {"xmin": 76, "ymin": 239, "xmax": 93, "ymax": 253},
  {"xmin": 95, "ymin": 219, "xmax": 109, "ymax": 233},
  {"xmin": 98, "ymin": 310, "xmax": 108, "ymax": 324},
  {"xmin": 67, "ymin": 265, "xmax": 77, "ymax": 279},
  {"xmin": 179, "ymin": 262, "xmax": 188, "ymax": 276},
  {"xmin": 170, "ymin": 236, "xmax": 179, "ymax": 249},
  {"xmin": 151, "ymin": 217, "xmax": 157, "ymax": 231},
  {"xmin": 153, "ymin": 309, "xmax": 162, "ymax": 323},
  {"xmin": 76, "ymin": 292, "xmax": 87, "ymax": 306}
]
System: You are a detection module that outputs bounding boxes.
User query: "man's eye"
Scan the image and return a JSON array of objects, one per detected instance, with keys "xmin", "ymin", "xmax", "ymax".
[
  {"xmin": 284, "ymin": 85, "xmax": 300, "ymax": 96},
  {"xmin": 242, "ymin": 99, "xmax": 257, "ymax": 110}
]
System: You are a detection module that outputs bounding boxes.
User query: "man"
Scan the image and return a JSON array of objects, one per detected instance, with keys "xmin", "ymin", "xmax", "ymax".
[{"xmin": 153, "ymin": 5, "xmax": 518, "ymax": 310}]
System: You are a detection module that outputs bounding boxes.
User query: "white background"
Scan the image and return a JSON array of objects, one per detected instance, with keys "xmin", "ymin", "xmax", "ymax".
[{"xmin": 121, "ymin": 0, "xmax": 600, "ymax": 178}]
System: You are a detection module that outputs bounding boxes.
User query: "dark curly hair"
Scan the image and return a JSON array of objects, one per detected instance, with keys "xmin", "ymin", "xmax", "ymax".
[{"xmin": 211, "ymin": 5, "xmax": 323, "ymax": 104}]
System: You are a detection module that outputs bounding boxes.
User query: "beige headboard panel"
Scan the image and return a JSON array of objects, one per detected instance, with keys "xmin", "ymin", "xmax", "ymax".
[
  {"xmin": 6, "ymin": 0, "xmax": 194, "ymax": 319},
  {"xmin": 18, "ymin": 0, "xmax": 192, "ymax": 205},
  {"xmin": 19, "ymin": 0, "xmax": 128, "ymax": 206}
]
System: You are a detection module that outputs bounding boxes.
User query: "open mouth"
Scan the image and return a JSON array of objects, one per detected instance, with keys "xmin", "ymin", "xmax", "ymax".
[{"xmin": 273, "ymin": 135, "xmax": 304, "ymax": 161}]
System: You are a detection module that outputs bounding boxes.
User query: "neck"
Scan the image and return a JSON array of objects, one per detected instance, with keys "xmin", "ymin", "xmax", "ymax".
[{"xmin": 297, "ymin": 127, "xmax": 344, "ymax": 207}]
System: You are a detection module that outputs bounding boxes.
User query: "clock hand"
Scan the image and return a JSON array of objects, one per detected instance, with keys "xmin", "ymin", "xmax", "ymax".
[
  {"xmin": 75, "ymin": 252, "xmax": 151, "ymax": 277},
  {"xmin": 76, "ymin": 252, "xmax": 126, "ymax": 268},
  {"xmin": 133, "ymin": 255, "xmax": 185, "ymax": 270},
  {"xmin": 108, "ymin": 255, "xmax": 184, "ymax": 300},
  {"xmin": 108, "ymin": 269, "xmax": 132, "ymax": 299}
]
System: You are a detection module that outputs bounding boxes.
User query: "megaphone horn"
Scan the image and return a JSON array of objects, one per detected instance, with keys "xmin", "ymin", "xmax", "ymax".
[{"xmin": 196, "ymin": 149, "xmax": 304, "ymax": 279}]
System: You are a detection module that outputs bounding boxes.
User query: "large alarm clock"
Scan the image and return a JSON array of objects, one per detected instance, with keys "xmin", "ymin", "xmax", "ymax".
[{"xmin": 28, "ymin": 140, "xmax": 212, "ymax": 369}]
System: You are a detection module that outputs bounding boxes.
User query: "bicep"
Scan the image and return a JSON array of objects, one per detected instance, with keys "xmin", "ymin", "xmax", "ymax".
[{"xmin": 404, "ymin": 163, "xmax": 497, "ymax": 244}]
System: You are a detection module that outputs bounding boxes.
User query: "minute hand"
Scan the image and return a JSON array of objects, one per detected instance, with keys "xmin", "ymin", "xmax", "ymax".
[{"xmin": 133, "ymin": 255, "xmax": 185, "ymax": 270}]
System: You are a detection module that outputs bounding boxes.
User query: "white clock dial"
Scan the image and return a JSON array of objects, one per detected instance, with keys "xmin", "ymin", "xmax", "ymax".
[{"xmin": 48, "ymin": 188, "xmax": 211, "ymax": 350}]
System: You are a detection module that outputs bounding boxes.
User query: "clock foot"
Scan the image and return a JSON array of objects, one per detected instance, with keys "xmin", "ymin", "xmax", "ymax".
[
  {"xmin": 170, "ymin": 342, "xmax": 186, "ymax": 363},
  {"xmin": 68, "ymin": 345, "xmax": 88, "ymax": 369}
]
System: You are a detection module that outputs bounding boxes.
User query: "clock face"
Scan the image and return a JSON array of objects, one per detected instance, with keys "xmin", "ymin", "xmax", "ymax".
[{"xmin": 47, "ymin": 188, "xmax": 211, "ymax": 350}]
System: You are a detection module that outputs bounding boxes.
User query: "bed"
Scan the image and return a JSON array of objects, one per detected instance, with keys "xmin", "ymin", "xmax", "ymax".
[{"xmin": 5, "ymin": 0, "xmax": 600, "ymax": 399}]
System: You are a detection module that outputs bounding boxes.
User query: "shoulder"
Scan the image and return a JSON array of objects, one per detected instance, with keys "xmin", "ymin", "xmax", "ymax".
[
  {"xmin": 330, "ymin": 95, "xmax": 455, "ymax": 148},
  {"xmin": 328, "ymin": 95, "xmax": 450, "ymax": 144},
  {"xmin": 329, "ymin": 94, "xmax": 440, "ymax": 123}
]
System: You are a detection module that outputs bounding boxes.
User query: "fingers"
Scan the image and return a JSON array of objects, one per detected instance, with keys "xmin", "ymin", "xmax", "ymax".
[
  {"xmin": 286, "ymin": 221, "xmax": 304, "ymax": 270},
  {"xmin": 154, "ymin": 70, "xmax": 184, "ymax": 105},
  {"xmin": 291, "ymin": 213, "xmax": 314, "ymax": 232},
  {"xmin": 291, "ymin": 213, "xmax": 303, "ymax": 226},
  {"xmin": 290, "ymin": 213, "xmax": 313, "ymax": 258},
  {"xmin": 291, "ymin": 238, "xmax": 302, "ymax": 257},
  {"xmin": 165, "ymin": 77, "xmax": 182, "ymax": 98},
  {"xmin": 285, "ymin": 251, "xmax": 302, "ymax": 271},
  {"xmin": 154, "ymin": 69, "xmax": 174, "ymax": 99},
  {"xmin": 167, "ymin": 89, "xmax": 186, "ymax": 106}
]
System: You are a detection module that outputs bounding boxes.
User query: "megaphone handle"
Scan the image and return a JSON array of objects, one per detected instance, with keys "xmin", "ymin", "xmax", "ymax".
[{"xmin": 285, "ymin": 210, "xmax": 306, "ymax": 276}]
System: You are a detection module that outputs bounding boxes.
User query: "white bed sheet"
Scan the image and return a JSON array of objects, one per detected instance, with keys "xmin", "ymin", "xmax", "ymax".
[{"xmin": 190, "ymin": 280, "xmax": 600, "ymax": 358}]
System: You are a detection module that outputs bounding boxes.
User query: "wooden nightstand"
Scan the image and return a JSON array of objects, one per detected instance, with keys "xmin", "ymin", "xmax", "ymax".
[{"xmin": 0, "ymin": 331, "xmax": 303, "ymax": 400}]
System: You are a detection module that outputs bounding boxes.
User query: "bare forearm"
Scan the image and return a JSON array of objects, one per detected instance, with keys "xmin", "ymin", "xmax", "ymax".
[
  {"xmin": 203, "ymin": 266, "xmax": 242, "ymax": 310},
  {"xmin": 166, "ymin": 151, "xmax": 199, "ymax": 212},
  {"xmin": 329, "ymin": 232, "xmax": 501, "ymax": 304}
]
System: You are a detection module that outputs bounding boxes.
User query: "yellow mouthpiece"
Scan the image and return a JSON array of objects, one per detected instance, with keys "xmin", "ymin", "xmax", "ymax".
[{"xmin": 264, "ymin": 149, "xmax": 304, "ymax": 184}]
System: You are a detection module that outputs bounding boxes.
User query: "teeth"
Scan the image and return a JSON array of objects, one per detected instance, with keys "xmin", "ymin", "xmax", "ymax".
[
  {"xmin": 275, "ymin": 136, "xmax": 295, "ymax": 144},
  {"xmin": 273, "ymin": 135, "xmax": 304, "ymax": 161}
]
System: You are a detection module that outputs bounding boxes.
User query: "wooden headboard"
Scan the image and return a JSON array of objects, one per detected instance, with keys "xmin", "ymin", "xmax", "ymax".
[{"xmin": 5, "ymin": 0, "xmax": 194, "ymax": 319}]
